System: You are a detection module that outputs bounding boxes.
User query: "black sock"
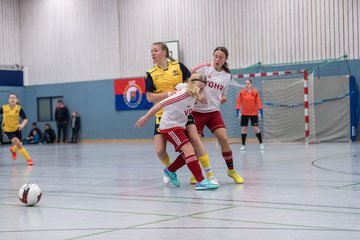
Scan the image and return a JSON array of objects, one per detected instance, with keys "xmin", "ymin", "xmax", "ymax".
[
  {"xmin": 256, "ymin": 132, "xmax": 263, "ymax": 143},
  {"xmin": 241, "ymin": 134, "xmax": 247, "ymax": 145}
]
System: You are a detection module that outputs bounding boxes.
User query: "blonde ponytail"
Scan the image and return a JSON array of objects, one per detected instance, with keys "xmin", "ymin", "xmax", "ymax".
[{"xmin": 186, "ymin": 73, "xmax": 207, "ymax": 98}]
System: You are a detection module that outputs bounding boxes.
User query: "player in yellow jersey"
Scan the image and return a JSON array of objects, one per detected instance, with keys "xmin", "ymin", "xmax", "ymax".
[
  {"xmin": 145, "ymin": 42, "xmax": 218, "ymax": 186},
  {"xmin": 0, "ymin": 93, "xmax": 33, "ymax": 166}
]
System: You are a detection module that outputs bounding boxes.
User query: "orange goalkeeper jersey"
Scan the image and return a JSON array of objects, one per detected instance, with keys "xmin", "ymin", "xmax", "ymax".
[{"xmin": 236, "ymin": 88, "xmax": 262, "ymax": 116}]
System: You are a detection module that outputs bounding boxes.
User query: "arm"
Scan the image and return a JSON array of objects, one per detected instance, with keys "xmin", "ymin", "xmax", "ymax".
[
  {"xmin": 76, "ymin": 116, "xmax": 81, "ymax": 129},
  {"xmin": 54, "ymin": 108, "xmax": 59, "ymax": 121},
  {"xmin": 255, "ymin": 90, "xmax": 262, "ymax": 110},
  {"xmin": 28, "ymin": 129, "xmax": 33, "ymax": 138},
  {"xmin": 146, "ymin": 91, "xmax": 175, "ymax": 103},
  {"xmin": 221, "ymin": 82, "xmax": 229, "ymax": 104},
  {"xmin": 236, "ymin": 91, "xmax": 242, "ymax": 111},
  {"xmin": 37, "ymin": 127, "xmax": 42, "ymax": 139},
  {"xmin": 144, "ymin": 72, "xmax": 176, "ymax": 102},
  {"xmin": 179, "ymin": 62, "xmax": 191, "ymax": 80},
  {"xmin": 146, "ymin": 62, "xmax": 188, "ymax": 102},
  {"xmin": 135, "ymin": 103, "xmax": 163, "ymax": 128},
  {"xmin": 255, "ymin": 90, "xmax": 263, "ymax": 118},
  {"xmin": 220, "ymin": 78, "xmax": 231, "ymax": 104},
  {"xmin": 50, "ymin": 129, "xmax": 56, "ymax": 141},
  {"xmin": 19, "ymin": 119, "xmax": 28, "ymax": 130},
  {"xmin": 235, "ymin": 91, "xmax": 242, "ymax": 118},
  {"xmin": 220, "ymin": 94, "xmax": 227, "ymax": 104},
  {"xmin": 190, "ymin": 63, "xmax": 209, "ymax": 74},
  {"xmin": 65, "ymin": 107, "xmax": 70, "ymax": 123},
  {"xmin": 19, "ymin": 109, "xmax": 28, "ymax": 130}
]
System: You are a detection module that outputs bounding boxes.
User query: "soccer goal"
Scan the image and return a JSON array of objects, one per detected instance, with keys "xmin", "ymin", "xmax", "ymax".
[{"xmin": 221, "ymin": 70, "xmax": 317, "ymax": 144}]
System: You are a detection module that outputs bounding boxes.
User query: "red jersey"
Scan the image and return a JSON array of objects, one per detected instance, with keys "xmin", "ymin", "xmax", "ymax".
[{"xmin": 236, "ymin": 88, "xmax": 262, "ymax": 116}]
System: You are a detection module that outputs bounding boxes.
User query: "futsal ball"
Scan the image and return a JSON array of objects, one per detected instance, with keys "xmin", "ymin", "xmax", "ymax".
[{"xmin": 18, "ymin": 183, "xmax": 42, "ymax": 206}]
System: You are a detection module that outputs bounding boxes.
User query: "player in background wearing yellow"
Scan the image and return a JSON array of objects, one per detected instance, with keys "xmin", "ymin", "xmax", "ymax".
[
  {"xmin": 136, "ymin": 73, "xmax": 218, "ymax": 190},
  {"xmin": 236, "ymin": 79, "xmax": 264, "ymax": 151},
  {"xmin": 191, "ymin": 47, "xmax": 244, "ymax": 184},
  {"xmin": 145, "ymin": 42, "xmax": 218, "ymax": 185},
  {"xmin": 0, "ymin": 93, "xmax": 33, "ymax": 166}
]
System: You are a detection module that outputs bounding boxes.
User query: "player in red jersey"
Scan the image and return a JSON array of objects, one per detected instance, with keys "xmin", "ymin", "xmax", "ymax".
[
  {"xmin": 191, "ymin": 47, "xmax": 243, "ymax": 184},
  {"xmin": 136, "ymin": 73, "xmax": 219, "ymax": 190}
]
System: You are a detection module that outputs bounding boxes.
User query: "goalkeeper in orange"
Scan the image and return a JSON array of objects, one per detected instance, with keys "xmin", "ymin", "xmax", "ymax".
[{"xmin": 236, "ymin": 79, "xmax": 264, "ymax": 151}]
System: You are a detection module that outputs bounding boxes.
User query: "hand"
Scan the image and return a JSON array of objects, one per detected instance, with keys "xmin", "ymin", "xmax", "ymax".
[
  {"xmin": 196, "ymin": 95, "xmax": 207, "ymax": 104},
  {"xmin": 236, "ymin": 109, "xmax": 241, "ymax": 119},
  {"xmin": 135, "ymin": 116, "xmax": 147, "ymax": 128},
  {"xmin": 258, "ymin": 109, "xmax": 263, "ymax": 120},
  {"xmin": 220, "ymin": 96, "xmax": 226, "ymax": 104}
]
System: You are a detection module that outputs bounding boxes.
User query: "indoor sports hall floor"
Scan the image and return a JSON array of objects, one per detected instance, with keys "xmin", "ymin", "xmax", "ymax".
[{"xmin": 0, "ymin": 141, "xmax": 359, "ymax": 240}]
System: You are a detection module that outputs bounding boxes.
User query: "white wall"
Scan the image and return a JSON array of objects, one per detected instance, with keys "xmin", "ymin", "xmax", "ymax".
[
  {"xmin": 19, "ymin": 0, "xmax": 121, "ymax": 85},
  {"xmin": 1, "ymin": 0, "xmax": 359, "ymax": 85},
  {"xmin": 0, "ymin": 0, "xmax": 21, "ymax": 66}
]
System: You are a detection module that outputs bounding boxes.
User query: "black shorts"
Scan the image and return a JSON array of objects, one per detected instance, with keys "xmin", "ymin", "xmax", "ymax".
[
  {"xmin": 4, "ymin": 130, "xmax": 22, "ymax": 141},
  {"xmin": 153, "ymin": 114, "xmax": 195, "ymax": 135},
  {"xmin": 241, "ymin": 115, "xmax": 259, "ymax": 127}
]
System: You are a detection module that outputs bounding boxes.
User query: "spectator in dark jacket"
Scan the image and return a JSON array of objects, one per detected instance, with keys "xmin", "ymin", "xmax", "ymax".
[
  {"xmin": 54, "ymin": 100, "xmax": 69, "ymax": 143},
  {"xmin": 41, "ymin": 123, "xmax": 56, "ymax": 143},
  {"xmin": 70, "ymin": 112, "xmax": 81, "ymax": 143}
]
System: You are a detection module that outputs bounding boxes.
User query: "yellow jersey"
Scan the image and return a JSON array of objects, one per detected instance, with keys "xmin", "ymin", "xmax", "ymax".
[
  {"xmin": 0, "ymin": 104, "xmax": 27, "ymax": 132},
  {"xmin": 145, "ymin": 61, "xmax": 190, "ymax": 117}
]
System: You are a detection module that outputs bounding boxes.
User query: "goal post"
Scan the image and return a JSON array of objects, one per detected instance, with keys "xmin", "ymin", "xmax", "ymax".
[{"xmin": 221, "ymin": 69, "xmax": 317, "ymax": 144}]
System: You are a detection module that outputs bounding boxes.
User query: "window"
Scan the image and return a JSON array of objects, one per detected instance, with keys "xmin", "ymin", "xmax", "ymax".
[{"xmin": 37, "ymin": 96, "xmax": 63, "ymax": 122}]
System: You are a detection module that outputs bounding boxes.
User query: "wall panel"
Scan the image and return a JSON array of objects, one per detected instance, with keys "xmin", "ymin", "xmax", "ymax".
[
  {"xmin": 19, "ymin": 0, "xmax": 120, "ymax": 85},
  {"xmin": 0, "ymin": 0, "xmax": 359, "ymax": 85},
  {"xmin": 0, "ymin": 0, "xmax": 20, "ymax": 66}
]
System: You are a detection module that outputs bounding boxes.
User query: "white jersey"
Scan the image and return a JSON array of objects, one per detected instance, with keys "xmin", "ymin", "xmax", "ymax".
[
  {"xmin": 159, "ymin": 89, "xmax": 195, "ymax": 130},
  {"xmin": 192, "ymin": 63, "xmax": 231, "ymax": 112}
]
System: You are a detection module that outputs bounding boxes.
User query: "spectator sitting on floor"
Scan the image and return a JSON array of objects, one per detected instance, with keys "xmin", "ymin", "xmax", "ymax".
[
  {"xmin": 24, "ymin": 122, "xmax": 42, "ymax": 144},
  {"xmin": 41, "ymin": 123, "xmax": 56, "ymax": 143}
]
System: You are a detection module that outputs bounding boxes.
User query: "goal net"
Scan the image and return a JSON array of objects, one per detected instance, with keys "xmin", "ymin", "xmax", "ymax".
[{"xmin": 220, "ymin": 70, "xmax": 316, "ymax": 143}]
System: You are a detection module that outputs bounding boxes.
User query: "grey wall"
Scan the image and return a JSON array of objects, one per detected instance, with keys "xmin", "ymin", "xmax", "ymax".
[{"xmin": 22, "ymin": 80, "xmax": 153, "ymax": 140}]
